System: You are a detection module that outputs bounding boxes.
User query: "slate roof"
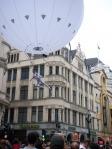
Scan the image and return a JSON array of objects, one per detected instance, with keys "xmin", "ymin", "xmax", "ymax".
[{"xmin": 85, "ymin": 57, "xmax": 104, "ymax": 71}]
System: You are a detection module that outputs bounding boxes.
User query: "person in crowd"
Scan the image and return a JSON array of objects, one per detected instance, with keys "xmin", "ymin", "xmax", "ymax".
[
  {"xmin": 79, "ymin": 134, "xmax": 86, "ymax": 149},
  {"xmin": 50, "ymin": 133, "xmax": 65, "ymax": 149},
  {"xmin": 70, "ymin": 141, "xmax": 79, "ymax": 149},
  {"xmin": 23, "ymin": 132, "xmax": 37, "ymax": 149},
  {"xmin": 12, "ymin": 138, "xmax": 20, "ymax": 149},
  {"xmin": 89, "ymin": 142, "xmax": 99, "ymax": 149}
]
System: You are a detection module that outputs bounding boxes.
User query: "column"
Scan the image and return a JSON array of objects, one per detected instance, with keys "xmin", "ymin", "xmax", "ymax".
[
  {"xmin": 83, "ymin": 115, "xmax": 86, "ymax": 128},
  {"xmin": 27, "ymin": 107, "xmax": 31, "ymax": 123},
  {"xmin": 76, "ymin": 112, "xmax": 79, "ymax": 126},
  {"xmin": 63, "ymin": 108, "xmax": 65, "ymax": 123},
  {"xmin": 14, "ymin": 108, "xmax": 18, "ymax": 123},
  {"xmin": 52, "ymin": 86, "xmax": 55, "ymax": 97},
  {"xmin": 58, "ymin": 109, "xmax": 61, "ymax": 122},
  {"xmin": 15, "ymin": 68, "xmax": 21, "ymax": 100},
  {"xmin": 66, "ymin": 108, "xmax": 68, "ymax": 123},
  {"xmin": 36, "ymin": 107, "xmax": 38, "ymax": 122},
  {"xmin": 70, "ymin": 110, "xmax": 73, "ymax": 125},
  {"xmin": 28, "ymin": 66, "xmax": 33, "ymax": 99},
  {"xmin": 43, "ymin": 107, "xmax": 48, "ymax": 122},
  {"xmin": 51, "ymin": 108, "xmax": 55, "ymax": 122},
  {"xmin": 76, "ymin": 75, "xmax": 79, "ymax": 105}
]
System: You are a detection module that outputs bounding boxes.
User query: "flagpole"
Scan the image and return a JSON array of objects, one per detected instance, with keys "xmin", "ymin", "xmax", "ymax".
[{"xmin": 97, "ymin": 43, "xmax": 100, "ymax": 68}]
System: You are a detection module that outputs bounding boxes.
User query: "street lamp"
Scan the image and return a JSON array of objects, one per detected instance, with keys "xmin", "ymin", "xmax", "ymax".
[{"xmin": 85, "ymin": 110, "xmax": 91, "ymax": 139}]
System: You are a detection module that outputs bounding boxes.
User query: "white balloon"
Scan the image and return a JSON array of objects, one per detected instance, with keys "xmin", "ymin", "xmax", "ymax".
[{"xmin": 0, "ymin": 0, "xmax": 84, "ymax": 54}]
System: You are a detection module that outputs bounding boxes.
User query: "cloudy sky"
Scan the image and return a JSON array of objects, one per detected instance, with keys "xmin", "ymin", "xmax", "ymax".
[{"xmin": 71, "ymin": 0, "xmax": 112, "ymax": 69}]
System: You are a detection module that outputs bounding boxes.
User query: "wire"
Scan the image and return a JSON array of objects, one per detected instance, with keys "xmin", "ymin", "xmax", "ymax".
[
  {"xmin": 0, "ymin": 6, "xmax": 27, "ymax": 48},
  {"xmin": 34, "ymin": 0, "xmax": 38, "ymax": 47},
  {"xmin": 12, "ymin": 0, "xmax": 32, "ymax": 45},
  {"xmin": 48, "ymin": 0, "xmax": 74, "ymax": 52},
  {"xmin": 42, "ymin": 0, "xmax": 56, "ymax": 54}
]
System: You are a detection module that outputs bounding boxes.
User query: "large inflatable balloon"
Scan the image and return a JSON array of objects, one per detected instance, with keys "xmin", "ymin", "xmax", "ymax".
[{"xmin": 0, "ymin": 0, "xmax": 84, "ymax": 54}]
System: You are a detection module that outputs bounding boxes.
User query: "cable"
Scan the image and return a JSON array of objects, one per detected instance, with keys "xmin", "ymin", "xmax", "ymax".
[
  {"xmin": 48, "ymin": 0, "xmax": 74, "ymax": 52},
  {"xmin": 34, "ymin": 0, "xmax": 38, "ymax": 47},
  {"xmin": 0, "ymin": 6, "xmax": 27, "ymax": 48},
  {"xmin": 42, "ymin": 0, "xmax": 56, "ymax": 54},
  {"xmin": 12, "ymin": 0, "xmax": 32, "ymax": 45}
]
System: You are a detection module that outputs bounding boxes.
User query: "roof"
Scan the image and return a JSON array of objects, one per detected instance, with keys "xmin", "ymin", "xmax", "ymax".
[
  {"xmin": 69, "ymin": 50, "xmax": 77, "ymax": 59},
  {"xmin": 85, "ymin": 57, "xmax": 104, "ymax": 71}
]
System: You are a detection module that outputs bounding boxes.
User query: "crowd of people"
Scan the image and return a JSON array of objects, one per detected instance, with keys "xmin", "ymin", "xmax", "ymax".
[{"xmin": 0, "ymin": 131, "xmax": 112, "ymax": 149}]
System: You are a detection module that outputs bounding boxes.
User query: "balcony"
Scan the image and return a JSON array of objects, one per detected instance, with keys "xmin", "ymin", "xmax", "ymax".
[{"xmin": 45, "ymin": 74, "xmax": 68, "ymax": 85}]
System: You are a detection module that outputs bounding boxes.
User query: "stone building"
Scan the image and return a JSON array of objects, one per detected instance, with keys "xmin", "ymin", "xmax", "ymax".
[
  {"xmin": 85, "ymin": 58, "xmax": 112, "ymax": 141},
  {"xmin": 6, "ymin": 46, "xmax": 99, "ymax": 141},
  {"xmin": 0, "ymin": 36, "xmax": 10, "ymax": 127}
]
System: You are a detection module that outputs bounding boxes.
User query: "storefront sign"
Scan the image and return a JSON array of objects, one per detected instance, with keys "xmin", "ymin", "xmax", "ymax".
[{"xmin": 19, "ymin": 123, "xmax": 39, "ymax": 129}]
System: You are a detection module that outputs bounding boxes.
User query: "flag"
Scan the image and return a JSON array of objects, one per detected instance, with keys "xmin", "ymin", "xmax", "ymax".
[{"xmin": 97, "ymin": 44, "xmax": 100, "ymax": 50}]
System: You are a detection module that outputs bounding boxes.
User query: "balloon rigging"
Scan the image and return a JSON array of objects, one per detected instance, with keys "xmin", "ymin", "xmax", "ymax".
[
  {"xmin": 0, "ymin": 0, "xmax": 84, "ymax": 54},
  {"xmin": 0, "ymin": 0, "xmax": 84, "ymax": 87}
]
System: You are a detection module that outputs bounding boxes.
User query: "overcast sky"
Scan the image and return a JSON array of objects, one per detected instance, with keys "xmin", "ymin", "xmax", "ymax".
[{"xmin": 71, "ymin": 0, "xmax": 112, "ymax": 69}]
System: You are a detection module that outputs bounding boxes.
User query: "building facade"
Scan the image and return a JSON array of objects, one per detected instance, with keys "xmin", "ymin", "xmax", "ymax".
[
  {"xmin": 6, "ymin": 47, "xmax": 100, "ymax": 141},
  {"xmin": 0, "ymin": 36, "xmax": 10, "ymax": 128},
  {"xmin": 86, "ymin": 58, "xmax": 112, "ymax": 141}
]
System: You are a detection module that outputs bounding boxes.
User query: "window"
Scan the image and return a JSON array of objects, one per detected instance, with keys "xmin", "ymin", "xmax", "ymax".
[
  {"xmin": 18, "ymin": 107, "xmax": 27, "ymax": 123},
  {"xmin": 73, "ymin": 90, "xmax": 76, "ymax": 104},
  {"xmin": 21, "ymin": 67, "xmax": 29, "ymax": 80},
  {"xmin": 17, "ymin": 53, "xmax": 19, "ymax": 61},
  {"xmin": 64, "ymin": 108, "xmax": 67, "ymax": 122},
  {"xmin": 55, "ymin": 109, "xmax": 58, "ymax": 122},
  {"xmin": 62, "ymin": 67, "xmax": 64, "ymax": 76},
  {"xmin": 73, "ymin": 111, "xmax": 77, "ymax": 125},
  {"xmin": 48, "ymin": 109, "xmax": 52, "ymax": 122},
  {"xmin": 68, "ymin": 88, "xmax": 70, "ymax": 101},
  {"xmin": 89, "ymin": 84, "xmax": 93, "ymax": 94},
  {"xmin": 31, "ymin": 107, "xmax": 36, "ymax": 122},
  {"xmin": 85, "ymin": 81, "xmax": 88, "ymax": 92},
  {"xmin": 73, "ymin": 72, "xmax": 76, "ymax": 85},
  {"xmin": 14, "ymin": 54, "xmax": 16, "ymax": 62},
  {"xmin": 68, "ymin": 69, "xmax": 70, "ymax": 82},
  {"xmin": 55, "ymin": 86, "xmax": 59, "ymax": 98},
  {"xmin": 56, "ymin": 66, "xmax": 59, "ymax": 75},
  {"xmin": 38, "ymin": 106, "xmax": 43, "ymax": 122},
  {"xmin": 10, "ymin": 108, "xmax": 14, "ymax": 123},
  {"xmin": 7, "ymin": 69, "xmax": 12, "ymax": 81},
  {"xmin": 6, "ymin": 87, "xmax": 10, "ymax": 96},
  {"xmin": 85, "ymin": 97, "xmax": 88, "ymax": 108},
  {"xmin": 61, "ymin": 87, "xmax": 64, "ymax": 99},
  {"xmin": 13, "ymin": 69, "xmax": 17, "ymax": 81},
  {"xmin": 68, "ymin": 109, "xmax": 70, "ymax": 123},
  {"xmin": 97, "ymin": 119, "xmax": 99, "ymax": 130},
  {"xmin": 33, "ymin": 65, "xmax": 38, "ymax": 73},
  {"xmin": 11, "ymin": 55, "xmax": 13, "ymax": 62},
  {"xmin": 81, "ymin": 94, "xmax": 83, "ymax": 106},
  {"xmin": 39, "ymin": 87, "xmax": 44, "ymax": 99},
  {"xmin": 20, "ymin": 86, "xmax": 28, "ymax": 100},
  {"xmin": 49, "ymin": 66, "xmax": 53, "ymax": 75},
  {"xmin": 79, "ymin": 113, "xmax": 83, "ymax": 127},
  {"xmin": 64, "ymin": 87, "xmax": 66, "ymax": 99},
  {"xmin": 49, "ymin": 86, "xmax": 52, "ymax": 97},
  {"xmin": 11, "ymin": 87, "xmax": 15, "ymax": 100},
  {"xmin": 7, "ymin": 54, "xmax": 10, "ymax": 63},
  {"xmin": 78, "ymin": 62, "xmax": 83, "ymax": 72},
  {"xmin": 40, "ymin": 64, "xmax": 44, "ymax": 76},
  {"xmin": 33, "ymin": 86, "xmax": 37, "ymax": 99}
]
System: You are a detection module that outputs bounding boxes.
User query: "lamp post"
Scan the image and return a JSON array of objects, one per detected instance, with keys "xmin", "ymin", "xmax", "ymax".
[{"xmin": 86, "ymin": 110, "xmax": 91, "ymax": 139}]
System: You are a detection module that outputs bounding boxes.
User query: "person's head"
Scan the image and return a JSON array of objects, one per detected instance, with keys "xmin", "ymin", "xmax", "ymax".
[
  {"xmin": 89, "ymin": 143, "xmax": 99, "ymax": 149},
  {"xmin": 80, "ymin": 134, "xmax": 85, "ymax": 143},
  {"xmin": 71, "ymin": 141, "xmax": 79, "ymax": 149},
  {"xmin": 50, "ymin": 133, "xmax": 65, "ymax": 149},
  {"xmin": 27, "ymin": 132, "xmax": 37, "ymax": 145}
]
